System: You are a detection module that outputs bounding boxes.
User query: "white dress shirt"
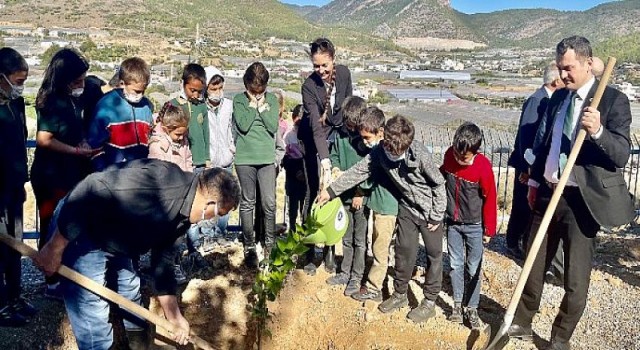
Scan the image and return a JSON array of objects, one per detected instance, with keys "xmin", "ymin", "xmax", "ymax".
[{"xmin": 543, "ymin": 77, "xmax": 596, "ymax": 186}]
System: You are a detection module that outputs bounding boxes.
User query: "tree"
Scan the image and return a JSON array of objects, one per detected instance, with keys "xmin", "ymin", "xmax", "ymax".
[
  {"xmin": 40, "ymin": 44, "xmax": 61, "ymax": 66},
  {"xmin": 79, "ymin": 39, "xmax": 97, "ymax": 55}
]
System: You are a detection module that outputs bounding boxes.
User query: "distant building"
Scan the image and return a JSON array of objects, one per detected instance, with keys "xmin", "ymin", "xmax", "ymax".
[
  {"xmin": 386, "ymin": 88, "xmax": 458, "ymax": 103},
  {"xmin": 614, "ymin": 82, "xmax": 639, "ymax": 102},
  {"xmin": 399, "ymin": 70, "xmax": 471, "ymax": 82}
]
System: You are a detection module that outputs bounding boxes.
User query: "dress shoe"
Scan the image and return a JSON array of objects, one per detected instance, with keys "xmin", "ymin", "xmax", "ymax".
[
  {"xmin": 507, "ymin": 323, "xmax": 533, "ymax": 341},
  {"xmin": 545, "ymin": 340, "xmax": 571, "ymax": 350}
]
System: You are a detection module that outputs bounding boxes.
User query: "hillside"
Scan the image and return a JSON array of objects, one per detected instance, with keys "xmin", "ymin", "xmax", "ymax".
[
  {"xmin": 463, "ymin": 0, "xmax": 640, "ymax": 48},
  {"xmin": 0, "ymin": 0, "xmax": 398, "ymax": 54},
  {"xmin": 285, "ymin": 3, "xmax": 319, "ymax": 17},
  {"xmin": 306, "ymin": 0, "xmax": 481, "ymax": 42}
]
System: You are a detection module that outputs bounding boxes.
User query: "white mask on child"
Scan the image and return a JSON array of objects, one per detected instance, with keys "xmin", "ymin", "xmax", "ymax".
[
  {"xmin": 2, "ymin": 74, "xmax": 24, "ymax": 100},
  {"xmin": 71, "ymin": 88, "xmax": 84, "ymax": 98},
  {"xmin": 208, "ymin": 92, "xmax": 223, "ymax": 105},
  {"xmin": 124, "ymin": 90, "xmax": 144, "ymax": 104},
  {"xmin": 384, "ymin": 149, "xmax": 405, "ymax": 162},
  {"xmin": 364, "ymin": 139, "xmax": 379, "ymax": 149}
]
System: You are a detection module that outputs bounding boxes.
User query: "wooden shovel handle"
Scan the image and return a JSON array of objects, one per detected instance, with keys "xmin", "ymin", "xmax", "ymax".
[
  {"xmin": 0, "ymin": 230, "xmax": 215, "ymax": 350},
  {"xmin": 502, "ymin": 57, "xmax": 617, "ymax": 318}
]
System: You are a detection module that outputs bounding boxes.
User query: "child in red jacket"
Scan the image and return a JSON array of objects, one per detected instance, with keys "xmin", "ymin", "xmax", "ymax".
[{"xmin": 440, "ymin": 122, "xmax": 497, "ymax": 330}]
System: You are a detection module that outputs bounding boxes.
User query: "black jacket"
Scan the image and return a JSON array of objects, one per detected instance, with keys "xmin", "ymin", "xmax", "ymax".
[
  {"xmin": 531, "ymin": 84, "xmax": 635, "ymax": 227},
  {"xmin": 57, "ymin": 159, "xmax": 196, "ymax": 294},
  {"xmin": 298, "ymin": 64, "xmax": 352, "ymax": 160}
]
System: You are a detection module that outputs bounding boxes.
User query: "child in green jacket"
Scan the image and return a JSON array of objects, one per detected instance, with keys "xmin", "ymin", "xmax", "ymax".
[{"xmin": 233, "ymin": 62, "xmax": 279, "ymax": 268}]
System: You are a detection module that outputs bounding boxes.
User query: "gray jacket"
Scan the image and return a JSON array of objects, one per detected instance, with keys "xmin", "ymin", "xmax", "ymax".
[{"xmin": 328, "ymin": 141, "xmax": 446, "ymax": 222}]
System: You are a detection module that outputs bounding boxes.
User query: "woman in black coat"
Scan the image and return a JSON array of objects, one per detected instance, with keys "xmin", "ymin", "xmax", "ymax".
[{"xmin": 298, "ymin": 38, "xmax": 353, "ymax": 275}]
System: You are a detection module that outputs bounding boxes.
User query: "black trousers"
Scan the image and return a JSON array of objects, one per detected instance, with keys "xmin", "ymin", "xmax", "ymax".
[
  {"xmin": 505, "ymin": 171, "xmax": 532, "ymax": 249},
  {"xmin": 514, "ymin": 184, "xmax": 599, "ymax": 343},
  {"xmin": 393, "ymin": 206, "xmax": 443, "ymax": 302},
  {"xmin": 0, "ymin": 189, "xmax": 24, "ymax": 306}
]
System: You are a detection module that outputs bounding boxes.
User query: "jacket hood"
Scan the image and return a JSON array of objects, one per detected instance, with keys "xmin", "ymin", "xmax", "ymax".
[{"xmin": 205, "ymin": 66, "xmax": 224, "ymax": 86}]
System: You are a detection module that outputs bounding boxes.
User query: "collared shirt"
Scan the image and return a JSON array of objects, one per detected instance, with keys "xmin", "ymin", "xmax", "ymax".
[
  {"xmin": 543, "ymin": 85, "xmax": 554, "ymax": 98},
  {"xmin": 544, "ymin": 76, "xmax": 596, "ymax": 186}
]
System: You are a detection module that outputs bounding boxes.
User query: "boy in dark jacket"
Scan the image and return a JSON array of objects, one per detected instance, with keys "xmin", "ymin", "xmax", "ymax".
[
  {"xmin": 318, "ymin": 115, "xmax": 446, "ymax": 323},
  {"xmin": 440, "ymin": 122, "xmax": 496, "ymax": 330}
]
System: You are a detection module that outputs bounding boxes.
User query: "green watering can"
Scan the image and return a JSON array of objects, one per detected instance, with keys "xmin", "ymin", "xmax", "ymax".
[{"xmin": 302, "ymin": 198, "xmax": 349, "ymax": 246}]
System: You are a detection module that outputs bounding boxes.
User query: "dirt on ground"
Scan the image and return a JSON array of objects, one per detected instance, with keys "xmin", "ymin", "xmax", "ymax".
[{"xmin": 2, "ymin": 224, "xmax": 640, "ymax": 350}]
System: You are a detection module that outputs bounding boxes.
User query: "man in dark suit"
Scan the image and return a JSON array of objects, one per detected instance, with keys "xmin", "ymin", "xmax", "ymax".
[
  {"xmin": 508, "ymin": 36, "xmax": 634, "ymax": 350},
  {"xmin": 506, "ymin": 62, "xmax": 564, "ymax": 259}
]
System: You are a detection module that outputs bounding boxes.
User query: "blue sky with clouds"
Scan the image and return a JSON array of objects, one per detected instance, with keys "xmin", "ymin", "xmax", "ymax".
[{"xmin": 279, "ymin": 0, "xmax": 617, "ymax": 14}]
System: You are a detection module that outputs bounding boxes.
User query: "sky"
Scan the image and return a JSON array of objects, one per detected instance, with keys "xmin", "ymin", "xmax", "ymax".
[{"xmin": 279, "ymin": 0, "xmax": 618, "ymax": 13}]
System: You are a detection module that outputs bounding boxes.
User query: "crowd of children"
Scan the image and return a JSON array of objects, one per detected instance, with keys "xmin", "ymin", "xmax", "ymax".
[{"xmin": 0, "ymin": 38, "xmax": 499, "ymax": 347}]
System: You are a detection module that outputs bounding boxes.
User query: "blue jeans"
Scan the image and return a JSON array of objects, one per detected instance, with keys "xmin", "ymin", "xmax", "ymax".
[
  {"xmin": 447, "ymin": 223, "xmax": 483, "ymax": 308},
  {"xmin": 62, "ymin": 237, "xmax": 145, "ymax": 350}
]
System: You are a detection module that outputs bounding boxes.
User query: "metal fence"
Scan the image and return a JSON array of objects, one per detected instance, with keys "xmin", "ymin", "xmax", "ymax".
[
  {"xmin": 21, "ymin": 130, "xmax": 640, "ymax": 239},
  {"xmin": 418, "ymin": 127, "xmax": 640, "ymax": 232}
]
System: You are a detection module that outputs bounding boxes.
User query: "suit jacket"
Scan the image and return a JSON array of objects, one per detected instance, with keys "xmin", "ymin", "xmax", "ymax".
[
  {"xmin": 298, "ymin": 64, "xmax": 353, "ymax": 160},
  {"xmin": 531, "ymin": 83, "xmax": 635, "ymax": 228},
  {"xmin": 508, "ymin": 86, "xmax": 551, "ymax": 172}
]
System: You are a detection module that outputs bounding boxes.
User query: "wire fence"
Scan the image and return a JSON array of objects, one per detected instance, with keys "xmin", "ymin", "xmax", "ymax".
[
  {"xmin": 418, "ymin": 127, "xmax": 640, "ymax": 232},
  {"xmin": 21, "ymin": 130, "xmax": 640, "ymax": 239}
]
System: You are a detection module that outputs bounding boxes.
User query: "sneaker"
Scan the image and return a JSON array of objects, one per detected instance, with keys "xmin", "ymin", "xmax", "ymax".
[
  {"xmin": 44, "ymin": 284, "xmax": 64, "ymax": 301},
  {"xmin": 344, "ymin": 280, "xmax": 360, "ymax": 296},
  {"xmin": 245, "ymin": 250, "xmax": 259, "ymax": 269},
  {"xmin": 545, "ymin": 271, "xmax": 564, "ymax": 286},
  {"xmin": 10, "ymin": 297, "xmax": 37, "ymax": 317},
  {"xmin": 174, "ymin": 264, "xmax": 188, "ymax": 285},
  {"xmin": 351, "ymin": 286, "xmax": 383, "ymax": 302},
  {"xmin": 407, "ymin": 299, "xmax": 436, "ymax": 323},
  {"xmin": 326, "ymin": 272, "xmax": 350, "ymax": 286},
  {"xmin": 378, "ymin": 292, "xmax": 408, "ymax": 314},
  {"xmin": 448, "ymin": 302, "xmax": 463, "ymax": 323},
  {"xmin": 303, "ymin": 262, "xmax": 317, "ymax": 276},
  {"xmin": 466, "ymin": 307, "xmax": 483, "ymax": 330},
  {"xmin": 0, "ymin": 305, "xmax": 28, "ymax": 327}
]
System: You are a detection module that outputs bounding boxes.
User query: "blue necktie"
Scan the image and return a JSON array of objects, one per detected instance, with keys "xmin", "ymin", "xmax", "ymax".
[{"xmin": 558, "ymin": 92, "xmax": 578, "ymax": 176}]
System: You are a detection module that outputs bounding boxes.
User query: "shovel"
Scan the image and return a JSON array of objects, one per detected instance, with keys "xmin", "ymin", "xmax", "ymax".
[
  {"xmin": 484, "ymin": 56, "xmax": 617, "ymax": 350},
  {"xmin": 0, "ymin": 229, "xmax": 215, "ymax": 350}
]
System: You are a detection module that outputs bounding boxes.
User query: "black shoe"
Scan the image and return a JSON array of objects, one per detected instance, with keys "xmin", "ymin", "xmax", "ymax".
[
  {"xmin": 303, "ymin": 262, "xmax": 317, "ymax": 276},
  {"xmin": 326, "ymin": 272, "xmax": 350, "ymax": 286},
  {"xmin": 126, "ymin": 328, "xmax": 151, "ymax": 350},
  {"xmin": 344, "ymin": 280, "xmax": 360, "ymax": 296},
  {"xmin": 378, "ymin": 292, "xmax": 408, "ymax": 314},
  {"xmin": 245, "ymin": 249, "xmax": 259, "ymax": 269},
  {"xmin": 448, "ymin": 302, "xmax": 463, "ymax": 323},
  {"xmin": 465, "ymin": 307, "xmax": 483, "ymax": 330},
  {"xmin": 173, "ymin": 264, "xmax": 188, "ymax": 285},
  {"xmin": 10, "ymin": 297, "xmax": 37, "ymax": 318},
  {"xmin": 545, "ymin": 340, "xmax": 571, "ymax": 350},
  {"xmin": 406, "ymin": 299, "xmax": 436, "ymax": 323},
  {"xmin": 44, "ymin": 284, "xmax": 64, "ymax": 301},
  {"xmin": 0, "ymin": 305, "xmax": 28, "ymax": 327},
  {"xmin": 506, "ymin": 246, "xmax": 524, "ymax": 260},
  {"xmin": 507, "ymin": 323, "xmax": 533, "ymax": 342},
  {"xmin": 351, "ymin": 286, "xmax": 383, "ymax": 302},
  {"xmin": 545, "ymin": 271, "xmax": 564, "ymax": 286},
  {"xmin": 323, "ymin": 248, "xmax": 336, "ymax": 273}
]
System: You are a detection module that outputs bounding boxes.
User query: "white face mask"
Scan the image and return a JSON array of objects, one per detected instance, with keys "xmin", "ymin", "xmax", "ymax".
[
  {"xmin": 123, "ymin": 90, "xmax": 144, "ymax": 104},
  {"xmin": 254, "ymin": 93, "xmax": 265, "ymax": 101},
  {"xmin": 208, "ymin": 92, "xmax": 223, "ymax": 105},
  {"xmin": 384, "ymin": 149, "xmax": 405, "ymax": 162},
  {"xmin": 455, "ymin": 154, "xmax": 476, "ymax": 166},
  {"xmin": 2, "ymin": 74, "xmax": 24, "ymax": 100},
  {"xmin": 197, "ymin": 201, "xmax": 219, "ymax": 230},
  {"xmin": 71, "ymin": 87, "xmax": 84, "ymax": 98},
  {"xmin": 364, "ymin": 139, "xmax": 380, "ymax": 149}
]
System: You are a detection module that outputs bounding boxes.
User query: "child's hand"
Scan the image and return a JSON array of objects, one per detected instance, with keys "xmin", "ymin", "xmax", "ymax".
[
  {"xmin": 352, "ymin": 196, "xmax": 363, "ymax": 210},
  {"xmin": 316, "ymin": 190, "xmax": 331, "ymax": 206},
  {"xmin": 483, "ymin": 235, "xmax": 491, "ymax": 244},
  {"xmin": 427, "ymin": 223, "xmax": 440, "ymax": 232}
]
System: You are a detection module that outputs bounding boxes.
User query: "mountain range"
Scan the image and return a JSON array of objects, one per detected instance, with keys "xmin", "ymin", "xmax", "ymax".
[{"xmin": 0, "ymin": 0, "xmax": 639, "ymax": 53}]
